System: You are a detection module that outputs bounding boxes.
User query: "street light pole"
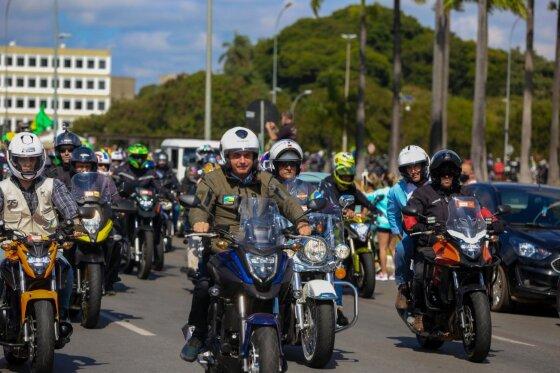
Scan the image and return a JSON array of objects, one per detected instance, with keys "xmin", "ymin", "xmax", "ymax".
[
  {"xmin": 504, "ymin": 17, "xmax": 520, "ymax": 163},
  {"xmin": 290, "ymin": 89, "xmax": 312, "ymax": 122},
  {"xmin": 272, "ymin": 2, "xmax": 292, "ymax": 105},
  {"xmin": 53, "ymin": 0, "xmax": 60, "ymax": 133},
  {"xmin": 3, "ymin": 0, "xmax": 12, "ymax": 136},
  {"xmin": 204, "ymin": 0, "xmax": 213, "ymax": 140},
  {"xmin": 341, "ymin": 33, "xmax": 356, "ymax": 153}
]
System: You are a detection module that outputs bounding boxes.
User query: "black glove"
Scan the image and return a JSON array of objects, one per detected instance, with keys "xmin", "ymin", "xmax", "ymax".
[
  {"xmin": 61, "ymin": 220, "xmax": 74, "ymax": 236},
  {"xmin": 412, "ymin": 223, "xmax": 428, "ymax": 234},
  {"xmin": 490, "ymin": 220, "xmax": 505, "ymax": 234}
]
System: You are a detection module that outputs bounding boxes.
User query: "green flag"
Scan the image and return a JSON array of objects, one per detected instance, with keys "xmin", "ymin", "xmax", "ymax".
[{"xmin": 31, "ymin": 104, "xmax": 53, "ymax": 135}]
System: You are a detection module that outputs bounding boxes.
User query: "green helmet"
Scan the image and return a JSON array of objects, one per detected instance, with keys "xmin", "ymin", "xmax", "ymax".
[{"xmin": 127, "ymin": 143, "xmax": 149, "ymax": 169}]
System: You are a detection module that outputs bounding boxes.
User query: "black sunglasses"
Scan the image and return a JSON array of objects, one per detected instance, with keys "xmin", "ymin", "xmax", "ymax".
[{"xmin": 277, "ymin": 161, "xmax": 300, "ymax": 168}]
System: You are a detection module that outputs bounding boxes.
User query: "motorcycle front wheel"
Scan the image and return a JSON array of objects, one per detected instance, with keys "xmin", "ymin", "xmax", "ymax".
[
  {"xmin": 120, "ymin": 239, "xmax": 134, "ymax": 274},
  {"xmin": 29, "ymin": 300, "xmax": 55, "ymax": 373},
  {"xmin": 137, "ymin": 230, "xmax": 154, "ymax": 279},
  {"xmin": 301, "ymin": 300, "xmax": 335, "ymax": 368},
  {"xmin": 462, "ymin": 291, "xmax": 491, "ymax": 363},
  {"xmin": 248, "ymin": 326, "xmax": 280, "ymax": 373},
  {"xmin": 81, "ymin": 263, "xmax": 103, "ymax": 329},
  {"xmin": 356, "ymin": 252, "xmax": 375, "ymax": 298}
]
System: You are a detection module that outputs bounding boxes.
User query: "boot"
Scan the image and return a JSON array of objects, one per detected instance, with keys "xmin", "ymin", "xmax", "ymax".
[
  {"xmin": 395, "ymin": 284, "xmax": 410, "ymax": 310},
  {"xmin": 180, "ymin": 336, "xmax": 203, "ymax": 362}
]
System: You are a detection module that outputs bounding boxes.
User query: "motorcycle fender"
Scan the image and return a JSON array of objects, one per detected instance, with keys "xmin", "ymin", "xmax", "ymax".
[
  {"xmin": 96, "ymin": 220, "xmax": 113, "ymax": 242},
  {"xmin": 302, "ymin": 279, "xmax": 337, "ymax": 301},
  {"xmin": 75, "ymin": 245, "xmax": 105, "ymax": 264},
  {"xmin": 20, "ymin": 290, "xmax": 58, "ymax": 324},
  {"xmin": 241, "ymin": 313, "xmax": 282, "ymax": 358},
  {"xmin": 354, "ymin": 247, "xmax": 372, "ymax": 255}
]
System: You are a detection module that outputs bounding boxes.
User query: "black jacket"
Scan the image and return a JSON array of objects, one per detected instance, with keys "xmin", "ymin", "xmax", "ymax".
[
  {"xmin": 45, "ymin": 163, "xmax": 74, "ymax": 189},
  {"xmin": 318, "ymin": 175, "xmax": 375, "ymax": 214}
]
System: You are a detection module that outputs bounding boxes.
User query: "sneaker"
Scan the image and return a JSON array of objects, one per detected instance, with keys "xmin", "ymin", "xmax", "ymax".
[
  {"xmin": 336, "ymin": 308, "xmax": 349, "ymax": 327},
  {"xmin": 395, "ymin": 284, "xmax": 409, "ymax": 310},
  {"xmin": 388, "ymin": 274, "xmax": 395, "ymax": 281},
  {"xmin": 376, "ymin": 273, "xmax": 389, "ymax": 281},
  {"xmin": 180, "ymin": 336, "xmax": 203, "ymax": 362}
]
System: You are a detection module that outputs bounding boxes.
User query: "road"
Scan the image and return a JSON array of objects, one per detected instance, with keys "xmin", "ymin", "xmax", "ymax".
[{"xmin": 2, "ymin": 238, "xmax": 558, "ymax": 372}]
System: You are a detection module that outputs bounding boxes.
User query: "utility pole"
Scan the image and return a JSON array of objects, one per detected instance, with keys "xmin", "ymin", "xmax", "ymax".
[{"xmin": 204, "ymin": 0, "xmax": 213, "ymax": 140}]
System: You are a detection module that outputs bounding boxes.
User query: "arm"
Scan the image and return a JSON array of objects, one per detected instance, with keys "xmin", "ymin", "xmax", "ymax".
[
  {"xmin": 386, "ymin": 187, "xmax": 401, "ymax": 235},
  {"xmin": 265, "ymin": 122, "xmax": 278, "ymax": 141},
  {"xmin": 188, "ymin": 176, "xmax": 217, "ymax": 227},
  {"xmin": 52, "ymin": 179, "xmax": 79, "ymax": 221},
  {"xmin": 268, "ymin": 177, "xmax": 307, "ymax": 226}
]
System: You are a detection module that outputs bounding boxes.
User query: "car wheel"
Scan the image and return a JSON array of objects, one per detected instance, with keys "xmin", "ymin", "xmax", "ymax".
[{"xmin": 491, "ymin": 265, "xmax": 511, "ymax": 312}]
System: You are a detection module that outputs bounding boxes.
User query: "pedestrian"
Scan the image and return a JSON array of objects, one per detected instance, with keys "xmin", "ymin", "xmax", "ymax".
[
  {"xmin": 265, "ymin": 111, "xmax": 297, "ymax": 143},
  {"xmin": 460, "ymin": 160, "xmax": 478, "ymax": 185}
]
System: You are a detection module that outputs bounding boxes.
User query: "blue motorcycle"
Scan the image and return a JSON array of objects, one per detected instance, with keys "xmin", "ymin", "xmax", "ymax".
[{"xmin": 181, "ymin": 196, "xmax": 292, "ymax": 372}]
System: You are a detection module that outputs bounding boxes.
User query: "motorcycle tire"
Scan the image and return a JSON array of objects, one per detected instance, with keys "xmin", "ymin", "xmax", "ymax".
[
  {"xmin": 137, "ymin": 230, "xmax": 154, "ymax": 280},
  {"xmin": 463, "ymin": 291, "xmax": 491, "ymax": 363},
  {"xmin": 357, "ymin": 252, "xmax": 375, "ymax": 298},
  {"xmin": 556, "ymin": 279, "xmax": 559, "ymax": 319},
  {"xmin": 249, "ymin": 326, "xmax": 280, "ymax": 373},
  {"xmin": 29, "ymin": 300, "xmax": 55, "ymax": 373},
  {"xmin": 491, "ymin": 265, "xmax": 511, "ymax": 312},
  {"xmin": 416, "ymin": 335, "xmax": 444, "ymax": 350},
  {"xmin": 301, "ymin": 300, "xmax": 335, "ymax": 368},
  {"xmin": 154, "ymin": 238, "xmax": 165, "ymax": 271},
  {"xmin": 121, "ymin": 240, "xmax": 134, "ymax": 274},
  {"xmin": 81, "ymin": 263, "xmax": 103, "ymax": 329}
]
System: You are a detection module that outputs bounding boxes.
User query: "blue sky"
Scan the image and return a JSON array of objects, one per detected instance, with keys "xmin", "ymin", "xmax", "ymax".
[{"xmin": 3, "ymin": 0, "xmax": 557, "ymax": 90}]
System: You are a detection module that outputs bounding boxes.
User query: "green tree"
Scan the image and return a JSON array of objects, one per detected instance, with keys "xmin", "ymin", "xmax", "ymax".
[
  {"xmin": 219, "ymin": 33, "xmax": 255, "ymax": 82},
  {"xmin": 548, "ymin": 0, "xmax": 560, "ymax": 184}
]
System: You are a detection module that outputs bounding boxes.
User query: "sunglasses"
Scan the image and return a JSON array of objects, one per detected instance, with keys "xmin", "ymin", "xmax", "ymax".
[
  {"xmin": 277, "ymin": 161, "xmax": 300, "ymax": 169},
  {"xmin": 59, "ymin": 147, "xmax": 74, "ymax": 154}
]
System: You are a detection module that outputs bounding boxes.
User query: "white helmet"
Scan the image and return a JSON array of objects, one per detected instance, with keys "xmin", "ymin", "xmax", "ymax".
[
  {"xmin": 7, "ymin": 132, "xmax": 46, "ymax": 181},
  {"xmin": 398, "ymin": 145, "xmax": 429, "ymax": 180},
  {"xmin": 95, "ymin": 151, "xmax": 111, "ymax": 165},
  {"xmin": 111, "ymin": 149, "xmax": 125, "ymax": 161},
  {"xmin": 269, "ymin": 139, "xmax": 303, "ymax": 173},
  {"xmin": 220, "ymin": 126, "xmax": 259, "ymax": 161}
]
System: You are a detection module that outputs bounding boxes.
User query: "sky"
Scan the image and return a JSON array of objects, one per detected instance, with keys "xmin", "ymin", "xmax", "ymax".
[{"xmin": 2, "ymin": 0, "xmax": 557, "ymax": 90}]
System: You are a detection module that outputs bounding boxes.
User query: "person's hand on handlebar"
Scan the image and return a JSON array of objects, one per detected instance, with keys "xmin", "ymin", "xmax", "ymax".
[
  {"xmin": 296, "ymin": 222, "xmax": 312, "ymax": 236},
  {"xmin": 193, "ymin": 222, "xmax": 210, "ymax": 233},
  {"xmin": 343, "ymin": 208, "xmax": 355, "ymax": 219}
]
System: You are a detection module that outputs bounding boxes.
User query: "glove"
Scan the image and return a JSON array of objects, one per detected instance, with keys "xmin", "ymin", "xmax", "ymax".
[
  {"xmin": 61, "ymin": 220, "xmax": 74, "ymax": 236},
  {"xmin": 490, "ymin": 220, "xmax": 505, "ymax": 234},
  {"xmin": 412, "ymin": 223, "xmax": 428, "ymax": 234}
]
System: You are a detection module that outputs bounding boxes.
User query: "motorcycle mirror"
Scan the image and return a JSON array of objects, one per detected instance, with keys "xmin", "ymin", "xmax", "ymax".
[
  {"xmin": 307, "ymin": 197, "xmax": 327, "ymax": 212},
  {"xmin": 496, "ymin": 205, "xmax": 512, "ymax": 216},
  {"xmin": 338, "ymin": 195, "xmax": 355, "ymax": 208},
  {"xmin": 402, "ymin": 205, "xmax": 419, "ymax": 217},
  {"xmin": 179, "ymin": 195, "xmax": 200, "ymax": 208}
]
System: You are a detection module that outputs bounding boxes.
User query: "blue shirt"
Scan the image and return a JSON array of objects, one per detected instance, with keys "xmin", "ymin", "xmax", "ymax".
[
  {"xmin": 367, "ymin": 186, "xmax": 390, "ymax": 230},
  {"xmin": 387, "ymin": 179, "xmax": 421, "ymax": 236}
]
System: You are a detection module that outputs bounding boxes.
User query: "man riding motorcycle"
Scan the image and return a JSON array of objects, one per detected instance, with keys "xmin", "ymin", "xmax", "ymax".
[
  {"xmin": 387, "ymin": 145, "xmax": 430, "ymax": 310},
  {"xmin": 110, "ymin": 149, "xmax": 126, "ymax": 175},
  {"xmin": 0, "ymin": 133, "xmax": 78, "ymax": 331},
  {"xmin": 95, "ymin": 150, "xmax": 112, "ymax": 176},
  {"xmin": 403, "ymin": 150, "xmax": 503, "ymax": 332},
  {"xmin": 46, "ymin": 130, "xmax": 82, "ymax": 188},
  {"xmin": 180, "ymin": 126, "xmax": 311, "ymax": 362}
]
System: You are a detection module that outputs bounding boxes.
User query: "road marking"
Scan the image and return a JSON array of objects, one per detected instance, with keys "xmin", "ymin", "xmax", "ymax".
[
  {"xmin": 493, "ymin": 335, "xmax": 535, "ymax": 347},
  {"xmin": 100, "ymin": 311, "xmax": 155, "ymax": 336}
]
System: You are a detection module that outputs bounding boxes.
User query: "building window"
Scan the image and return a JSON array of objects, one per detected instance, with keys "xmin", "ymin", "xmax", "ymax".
[
  {"xmin": 5, "ymin": 77, "xmax": 12, "ymax": 87},
  {"xmin": 16, "ymin": 78, "xmax": 24, "ymax": 87},
  {"xmin": 16, "ymin": 99, "xmax": 24, "ymax": 108},
  {"xmin": 76, "ymin": 58, "xmax": 83, "ymax": 68},
  {"xmin": 51, "ymin": 100, "xmax": 58, "ymax": 110},
  {"xmin": 16, "ymin": 56, "xmax": 24, "ymax": 66},
  {"xmin": 40, "ymin": 99, "xmax": 48, "ymax": 108},
  {"xmin": 28, "ymin": 78, "xmax": 36, "ymax": 88},
  {"xmin": 75, "ymin": 79, "xmax": 83, "ymax": 89},
  {"xmin": 99, "ymin": 59, "xmax": 106, "ymax": 69},
  {"xmin": 6, "ymin": 56, "xmax": 13, "ymax": 66},
  {"xmin": 5, "ymin": 98, "xmax": 12, "ymax": 108},
  {"xmin": 29, "ymin": 57, "xmax": 37, "ymax": 67},
  {"xmin": 87, "ymin": 59, "xmax": 95, "ymax": 69},
  {"xmin": 40, "ymin": 57, "xmax": 48, "ymax": 67},
  {"xmin": 52, "ymin": 58, "xmax": 60, "ymax": 68},
  {"xmin": 86, "ymin": 80, "xmax": 94, "ymax": 89},
  {"xmin": 98, "ymin": 80, "xmax": 106, "ymax": 90},
  {"xmin": 40, "ymin": 78, "xmax": 48, "ymax": 88},
  {"xmin": 63, "ymin": 100, "xmax": 71, "ymax": 110},
  {"xmin": 74, "ymin": 100, "xmax": 82, "ymax": 110},
  {"xmin": 98, "ymin": 101, "xmax": 106, "ymax": 111},
  {"xmin": 28, "ymin": 99, "xmax": 36, "ymax": 109},
  {"xmin": 51, "ymin": 79, "xmax": 59, "ymax": 89},
  {"xmin": 64, "ymin": 58, "xmax": 72, "ymax": 68},
  {"xmin": 86, "ymin": 101, "xmax": 94, "ymax": 110},
  {"xmin": 63, "ymin": 79, "xmax": 71, "ymax": 89}
]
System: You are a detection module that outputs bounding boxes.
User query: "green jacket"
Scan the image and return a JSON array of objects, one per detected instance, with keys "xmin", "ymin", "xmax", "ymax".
[{"xmin": 189, "ymin": 168, "xmax": 306, "ymax": 234}]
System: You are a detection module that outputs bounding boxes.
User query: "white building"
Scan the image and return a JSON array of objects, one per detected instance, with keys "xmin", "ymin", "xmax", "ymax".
[{"xmin": 0, "ymin": 43, "xmax": 111, "ymax": 131}]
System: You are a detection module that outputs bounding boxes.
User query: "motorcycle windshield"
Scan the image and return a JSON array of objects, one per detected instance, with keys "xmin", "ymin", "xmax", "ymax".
[
  {"xmin": 237, "ymin": 197, "xmax": 284, "ymax": 251},
  {"xmin": 71, "ymin": 172, "xmax": 109, "ymax": 205},
  {"xmin": 446, "ymin": 196, "xmax": 487, "ymax": 244},
  {"xmin": 307, "ymin": 212, "xmax": 339, "ymax": 247}
]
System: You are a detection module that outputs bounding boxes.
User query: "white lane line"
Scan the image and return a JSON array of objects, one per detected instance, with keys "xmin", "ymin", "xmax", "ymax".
[
  {"xmin": 493, "ymin": 335, "xmax": 535, "ymax": 347},
  {"xmin": 100, "ymin": 311, "xmax": 155, "ymax": 336}
]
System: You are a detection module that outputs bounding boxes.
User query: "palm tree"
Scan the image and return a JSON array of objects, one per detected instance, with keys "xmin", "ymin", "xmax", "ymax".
[
  {"xmin": 548, "ymin": 0, "xmax": 560, "ymax": 185},
  {"xmin": 389, "ymin": 0, "xmax": 402, "ymax": 174},
  {"xmin": 218, "ymin": 33, "xmax": 254, "ymax": 81},
  {"xmin": 519, "ymin": 0, "xmax": 535, "ymax": 183}
]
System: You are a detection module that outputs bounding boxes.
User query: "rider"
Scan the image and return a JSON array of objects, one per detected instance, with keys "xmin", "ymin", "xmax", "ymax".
[
  {"xmin": 114, "ymin": 143, "xmax": 159, "ymax": 193},
  {"xmin": 47, "ymin": 129, "xmax": 82, "ymax": 188},
  {"xmin": 110, "ymin": 149, "xmax": 126, "ymax": 175},
  {"xmin": 387, "ymin": 145, "xmax": 430, "ymax": 310},
  {"xmin": 0, "ymin": 133, "xmax": 77, "ymax": 334},
  {"xmin": 95, "ymin": 150, "xmax": 112, "ymax": 176},
  {"xmin": 403, "ymin": 150, "xmax": 502, "ymax": 332},
  {"xmin": 180, "ymin": 127, "xmax": 311, "ymax": 362}
]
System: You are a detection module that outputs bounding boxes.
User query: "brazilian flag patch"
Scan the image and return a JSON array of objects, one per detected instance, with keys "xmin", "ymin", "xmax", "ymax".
[{"xmin": 222, "ymin": 195, "xmax": 236, "ymax": 205}]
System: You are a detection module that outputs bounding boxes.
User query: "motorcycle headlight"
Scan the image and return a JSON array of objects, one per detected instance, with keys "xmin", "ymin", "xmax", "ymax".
[
  {"xmin": 511, "ymin": 239, "xmax": 551, "ymax": 260},
  {"xmin": 246, "ymin": 253, "xmax": 277, "ymax": 282},
  {"xmin": 139, "ymin": 198, "xmax": 154, "ymax": 210},
  {"xmin": 334, "ymin": 244, "xmax": 350, "ymax": 260},
  {"xmin": 350, "ymin": 223, "xmax": 370, "ymax": 242},
  {"xmin": 82, "ymin": 216, "xmax": 101, "ymax": 235},
  {"xmin": 459, "ymin": 242, "xmax": 481, "ymax": 260},
  {"xmin": 303, "ymin": 238, "xmax": 327, "ymax": 264},
  {"xmin": 27, "ymin": 254, "xmax": 51, "ymax": 276}
]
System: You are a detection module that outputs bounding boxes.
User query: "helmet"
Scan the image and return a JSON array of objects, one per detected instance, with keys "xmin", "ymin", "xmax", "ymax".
[
  {"xmin": 220, "ymin": 127, "xmax": 259, "ymax": 161},
  {"xmin": 7, "ymin": 132, "xmax": 46, "ymax": 180},
  {"xmin": 54, "ymin": 130, "xmax": 81, "ymax": 150},
  {"xmin": 398, "ymin": 145, "xmax": 429, "ymax": 181},
  {"xmin": 111, "ymin": 149, "xmax": 125, "ymax": 161},
  {"xmin": 95, "ymin": 150, "xmax": 111, "ymax": 165},
  {"xmin": 155, "ymin": 152, "xmax": 169, "ymax": 168},
  {"xmin": 332, "ymin": 152, "xmax": 356, "ymax": 189},
  {"xmin": 269, "ymin": 139, "xmax": 303, "ymax": 175},
  {"xmin": 127, "ymin": 143, "xmax": 149, "ymax": 169},
  {"xmin": 71, "ymin": 146, "xmax": 97, "ymax": 170},
  {"xmin": 429, "ymin": 149, "xmax": 462, "ymax": 180}
]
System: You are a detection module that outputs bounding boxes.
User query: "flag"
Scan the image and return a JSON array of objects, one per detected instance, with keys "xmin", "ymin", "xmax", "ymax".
[{"xmin": 31, "ymin": 104, "xmax": 53, "ymax": 135}]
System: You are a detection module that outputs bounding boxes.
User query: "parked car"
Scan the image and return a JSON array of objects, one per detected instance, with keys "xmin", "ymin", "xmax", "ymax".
[{"xmin": 463, "ymin": 182, "xmax": 560, "ymax": 312}]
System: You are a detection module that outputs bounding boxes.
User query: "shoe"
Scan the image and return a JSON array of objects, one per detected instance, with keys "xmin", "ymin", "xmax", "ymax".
[
  {"xmin": 395, "ymin": 284, "xmax": 409, "ymax": 310},
  {"xmin": 336, "ymin": 308, "xmax": 349, "ymax": 327},
  {"xmin": 376, "ymin": 273, "xmax": 388, "ymax": 281},
  {"xmin": 388, "ymin": 274, "xmax": 395, "ymax": 281},
  {"xmin": 180, "ymin": 336, "xmax": 203, "ymax": 362},
  {"xmin": 407, "ymin": 314, "xmax": 424, "ymax": 333}
]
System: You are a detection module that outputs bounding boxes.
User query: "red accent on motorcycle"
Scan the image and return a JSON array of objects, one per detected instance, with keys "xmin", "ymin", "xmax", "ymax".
[{"xmin": 433, "ymin": 241, "xmax": 460, "ymax": 265}]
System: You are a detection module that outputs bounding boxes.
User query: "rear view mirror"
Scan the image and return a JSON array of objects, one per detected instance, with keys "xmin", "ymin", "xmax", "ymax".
[
  {"xmin": 496, "ymin": 205, "xmax": 512, "ymax": 216},
  {"xmin": 179, "ymin": 195, "xmax": 200, "ymax": 208},
  {"xmin": 402, "ymin": 205, "xmax": 419, "ymax": 217},
  {"xmin": 307, "ymin": 197, "xmax": 327, "ymax": 212},
  {"xmin": 338, "ymin": 195, "xmax": 355, "ymax": 209}
]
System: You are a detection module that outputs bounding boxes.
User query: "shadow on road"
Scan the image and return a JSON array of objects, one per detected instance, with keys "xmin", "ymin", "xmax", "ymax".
[
  {"xmin": 96, "ymin": 308, "xmax": 145, "ymax": 329},
  {"xmin": 499, "ymin": 304, "xmax": 558, "ymax": 319},
  {"xmin": 283, "ymin": 345, "xmax": 359, "ymax": 369},
  {"xmin": 0, "ymin": 353, "xmax": 106, "ymax": 372}
]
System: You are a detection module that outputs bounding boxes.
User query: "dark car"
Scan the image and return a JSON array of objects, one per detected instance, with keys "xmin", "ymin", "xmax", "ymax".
[{"xmin": 463, "ymin": 182, "xmax": 560, "ymax": 312}]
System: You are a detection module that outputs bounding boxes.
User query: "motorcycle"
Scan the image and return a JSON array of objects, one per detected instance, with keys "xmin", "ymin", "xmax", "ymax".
[
  {"xmin": 399, "ymin": 196, "xmax": 508, "ymax": 362},
  {"xmin": 283, "ymin": 202, "xmax": 359, "ymax": 368},
  {"xmin": 70, "ymin": 172, "xmax": 114, "ymax": 328},
  {"xmin": 158, "ymin": 196, "xmax": 174, "ymax": 255},
  {"xmin": 181, "ymin": 195, "xmax": 291, "ymax": 372},
  {"xmin": 0, "ymin": 226, "xmax": 73, "ymax": 371},
  {"xmin": 339, "ymin": 195, "xmax": 376, "ymax": 298}
]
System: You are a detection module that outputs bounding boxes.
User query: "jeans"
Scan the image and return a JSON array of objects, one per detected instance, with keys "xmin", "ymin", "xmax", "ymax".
[
  {"xmin": 335, "ymin": 283, "xmax": 343, "ymax": 306},
  {"xmin": 394, "ymin": 235, "xmax": 414, "ymax": 286}
]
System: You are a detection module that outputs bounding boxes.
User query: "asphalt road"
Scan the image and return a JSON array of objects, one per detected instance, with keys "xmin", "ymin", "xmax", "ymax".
[{"xmin": 2, "ymin": 238, "xmax": 558, "ymax": 372}]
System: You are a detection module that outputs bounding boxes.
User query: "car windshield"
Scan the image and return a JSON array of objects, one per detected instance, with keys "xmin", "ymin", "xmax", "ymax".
[
  {"xmin": 71, "ymin": 172, "xmax": 109, "ymax": 205},
  {"xmin": 446, "ymin": 196, "xmax": 487, "ymax": 244},
  {"xmin": 497, "ymin": 186, "xmax": 560, "ymax": 228},
  {"xmin": 237, "ymin": 197, "xmax": 284, "ymax": 250}
]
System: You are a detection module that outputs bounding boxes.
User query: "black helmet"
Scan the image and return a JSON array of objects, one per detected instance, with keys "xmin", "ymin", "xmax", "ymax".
[
  {"xmin": 429, "ymin": 149, "xmax": 462, "ymax": 180},
  {"xmin": 55, "ymin": 130, "xmax": 81, "ymax": 150},
  {"xmin": 71, "ymin": 146, "xmax": 97, "ymax": 169}
]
